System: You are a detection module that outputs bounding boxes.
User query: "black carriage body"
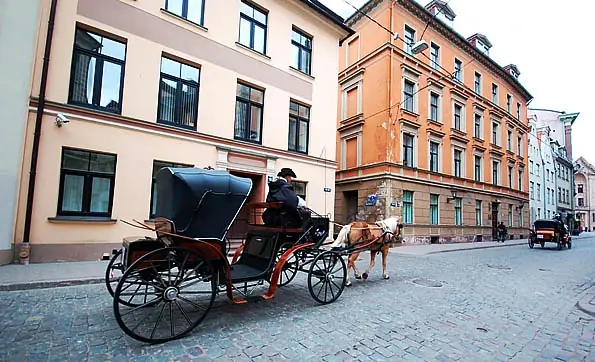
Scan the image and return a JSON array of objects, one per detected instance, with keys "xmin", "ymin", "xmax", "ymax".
[
  {"xmin": 533, "ymin": 219, "xmax": 564, "ymax": 232},
  {"xmin": 155, "ymin": 167, "xmax": 252, "ymax": 242}
]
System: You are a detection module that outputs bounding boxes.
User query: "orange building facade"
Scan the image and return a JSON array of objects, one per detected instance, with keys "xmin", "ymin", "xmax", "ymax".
[{"xmin": 334, "ymin": 0, "xmax": 533, "ymax": 243}]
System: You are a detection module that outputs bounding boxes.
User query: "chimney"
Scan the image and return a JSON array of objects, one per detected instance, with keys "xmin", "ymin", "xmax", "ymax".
[
  {"xmin": 503, "ymin": 64, "xmax": 521, "ymax": 80},
  {"xmin": 424, "ymin": 0, "xmax": 456, "ymax": 28},
  {"xmin": 466, "ymin": 33, "xmax": 492, "ymax": 56}
]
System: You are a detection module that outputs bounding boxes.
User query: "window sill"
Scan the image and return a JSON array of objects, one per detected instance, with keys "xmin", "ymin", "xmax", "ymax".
[
  {"xmin": 289, "ymin": 66, "xmax": 315, "ymax": 80},
  {"xmin": 427, "ymin": 118, "xmax": 442, "ymax": 126},
  {"xmin": 235, "ymin": 42, "xmax": 271, "ymax": 60},
  {"xmin": 48, "ymin": 216, "xmax": 117, "ymax": 224},
  {"xmin": 234, "ymin": 136, "xmax": 263, "ymax": 146},
  {"xmin": 160, "ymin": 8, "xmax": 208, "ymax": 32},
  {"xmin": 400, "ymin": 108, "xmax": 419, "ymax": 118}
]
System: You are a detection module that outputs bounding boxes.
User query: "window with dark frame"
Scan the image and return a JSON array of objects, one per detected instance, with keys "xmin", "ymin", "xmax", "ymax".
[
  {"xmin": 507, "ymin": 94, "xmax": 512, "ymax": 113},
  {"xmin": 508, "ymin": 166, "xmax": 513, "ymax": 187},
  {"xmin": 516, "ymin": 102, "xmax": 521, "ymax": 120},
  {"xmin": 235, "ymin": 82, "xmax": 264, "ymax": 143},
  {"xmin": 507, "ymin": 130, "xmax": 512, "ymax": 150},
  {"xmin": 430, "ymin": 92, "xmax": 439, "ymax": 121},
  {"xmin": 430, "ymin": 194, "xmax": 439, "ymax": 225},
  {"xmin": 68, "ymin": 28, "xmax": 126, "ymax": 114},
  {"xmin": 454, "ymin": 149, "xmax": 462, "ymax": 177},
  {"xmin": 474, "ymin": 72, "xmax": 481, "ymax": 94},
  {"xmin": 578, "ymin": 184, "xmax": 584, "ymax": 193},
  {"xmin": 288, "ymin": 100, "xmax": 310, "ymax": 153},
  {"xmin": 454, "ymin": 198, "xmax": 462, "ymax": 225},
  {"xmin": 150, "ymin": 160, "xmax": 192, "ymax": 218},
  {"xmin": 403, "ymin": 191, "xmax": 413, "ymax": 224},
  {"xmin": 430, "ymin": 43, "xmax": 440, "ymax": 69},
  {"xmin": 517, "ymin": 135, "xmax": 522, "ymax": 155},
  {"xmin": 57, "ymin": 148, "xmax": 116, "ymax": 217},
  {"xmin": 475, "ymin": 200, "xmax": 482, "ymax": 226},
  {"xmin": 492, "ymin": 122, "xmax": 499, "ymax": 145},
  {"xmin": 238, "ymin": 1, "xmax": 268, "ymax": 54},
  {"xmin": 403, "ymin": 133, "xmax": 414, "ymax": 168},
  {"xmin": 404, "ymin": 25, "xmax": 415, "ymax": 54},
  {"xmin": 508, "ymin": 205, "xmax": 513, "ymax": 227},
  {"xmin": 454, "ymin": 103, "xmax": 462, "ymax": 130},
  {"xmin": 164, "ymin": 0, "xmax": 205, "ymax": 26},
  {"xmin": 157, "ymin": 56, "xmax": 200, "ymax": 130},
  {"xmin": 492, "ymin": 160, "xmax": 499, "ymax": 185},
  {"xmin": 429, "ymin": 141, "xmax": 439, "ymax": 172},
  {"xmin": 474, "ymin": 114, "xmax": 481, "ymax": 138},
  {"xmin": 403, "ymin": 79, "xmax": 415, "ymax": 112},
  {"xmin": 454, "ymin": 58, "xmax": 462, "ymax": 82},
  {"xmin": 491, "ymin": 83, "xmax": 498, "ymax": 104},
  {"xmin": 518, "ymin": 170, "xmax": 523, "ymax": 191},
  {"xmin": 474, "ymin": 155, "xmax": 482, "ymax": 182},
  {"xmin": 291, "ymin": 181, "xmax": 307, "ymax": 201},
  {"xmin": 291, "ymin": 28, "xmax": 312, "ymax": 75}
]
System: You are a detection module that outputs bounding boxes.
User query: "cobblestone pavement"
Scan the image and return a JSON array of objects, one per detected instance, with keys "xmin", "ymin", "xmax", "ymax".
[{"xmin": 1, "ymin": 238, "xmax": 594, "ymax": 362}]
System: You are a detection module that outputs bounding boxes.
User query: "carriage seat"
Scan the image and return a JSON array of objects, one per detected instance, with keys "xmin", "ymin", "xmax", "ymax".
[{"xmin": 246, "ymin": 202, "xmax": 303, "ymax": 233}]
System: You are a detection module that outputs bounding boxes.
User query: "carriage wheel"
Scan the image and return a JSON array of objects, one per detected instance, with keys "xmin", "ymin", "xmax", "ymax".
[
  {"xmin": 113, "ymin": 247, "xmax": 217, "ymax": 344},
  {"xmin": 307, "ymin": 251, "xmax": 346, "ymax": 305},
  {"xmin": 528, "ymin": 240, "xmax": 534, "ymax": 249},
  {"xmin": 270, "ymin": 242, "xmax": 299, "ymax": 287},
  {"xmin": 105, "ymin": 248, "xmax": 124, "ymax": 298}
]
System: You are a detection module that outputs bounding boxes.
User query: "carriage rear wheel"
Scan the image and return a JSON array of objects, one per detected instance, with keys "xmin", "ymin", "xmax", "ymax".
[
  {"xmin": 307, "ymin": 251, "xmax": 346, "ymax": 305},
  {"xmin": 270, "ymin": 242, "xmax": 298, "ymax": 287},
  {"xmin": 113, "ymin": 247, "xmax": 217, "ymax": 344},
  {"xmin": 105, "ymin": 248, "xmax": 124, "ymax": 298}
]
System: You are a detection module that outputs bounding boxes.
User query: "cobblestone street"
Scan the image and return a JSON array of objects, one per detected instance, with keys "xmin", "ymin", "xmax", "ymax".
[{"xmin": 1, "ymin": 238, "xmax": 594, "ymax": 362}]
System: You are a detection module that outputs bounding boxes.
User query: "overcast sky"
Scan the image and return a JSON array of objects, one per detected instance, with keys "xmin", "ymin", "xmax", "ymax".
[{"xmin": 321, "ymin": 0, "xmax": 594, "ymax": 163}]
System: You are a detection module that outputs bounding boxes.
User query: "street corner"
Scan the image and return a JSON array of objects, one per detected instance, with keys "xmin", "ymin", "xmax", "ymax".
[{"xmin": 576, "ymin": 287, "xmax": 595, "ymax": 317}]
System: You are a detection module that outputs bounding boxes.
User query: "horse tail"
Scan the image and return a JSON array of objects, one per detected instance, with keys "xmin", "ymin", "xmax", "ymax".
[{"xmin": 330, "ymin": 224, "xmax": 351, "ymax": 248}]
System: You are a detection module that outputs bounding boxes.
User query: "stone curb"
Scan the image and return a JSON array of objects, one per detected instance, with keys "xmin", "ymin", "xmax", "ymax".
[
  {"xmin": 576, "ymin": 290, "xmax": 595, "ymax": 317},
  {"xmin": 425, "ymin": 241, "xmax": 527, "ymax": 254},
  {"xmin": 0, "ymin": 277, "xmax": 104, "ymax": 292}
]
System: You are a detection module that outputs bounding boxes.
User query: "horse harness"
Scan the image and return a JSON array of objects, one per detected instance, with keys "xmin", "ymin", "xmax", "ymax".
[{"xmin": 346, "ymin": 221, "xmax": 394, "ymax": 255}]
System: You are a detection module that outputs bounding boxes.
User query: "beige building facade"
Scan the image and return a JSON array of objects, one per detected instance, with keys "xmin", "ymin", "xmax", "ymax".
[{"xmin": 13, "ymin": 0, "xmax": 352, "ymax": 262}]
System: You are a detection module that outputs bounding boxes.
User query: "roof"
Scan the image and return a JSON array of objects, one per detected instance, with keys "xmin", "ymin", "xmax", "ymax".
[
  {"xmin": 345, "ymin": 0, "xmax": 533, "ymax": 102},
  {"xmin": 424, "ymin": 0, "xmax": 456, "ymax": 20},
  {"xmin": 574, "ymin": 157, "xmax": 595, "ymax": 175},
  {"xmin": 529, "ymin": 109, "xmax": 580, "ymax": 126},
  {"xmin": 467, "ymin": 33, "xmax": 493, "ymax": 48},
  {"xmin": 297, "ymin": 0, "xmax": 355, "ymax": 44}
]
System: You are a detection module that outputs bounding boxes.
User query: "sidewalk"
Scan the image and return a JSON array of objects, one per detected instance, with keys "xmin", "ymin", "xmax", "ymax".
[
  {"xmin": 389, "ymin": 239, "xmax": 527, "ymax": 256},
  {"xmin": 576, "ymin": 285, "xmax": 595, "ymax": 317}
]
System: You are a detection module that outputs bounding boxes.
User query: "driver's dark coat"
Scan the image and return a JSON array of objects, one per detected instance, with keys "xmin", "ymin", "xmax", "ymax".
[{"xmin": 262, "ymin": 178, "xmax": 301, "ymax": 227}]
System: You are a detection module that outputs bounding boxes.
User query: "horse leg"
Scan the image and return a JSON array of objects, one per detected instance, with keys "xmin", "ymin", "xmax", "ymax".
[
  {"xmin": 349, "ymin": 252, "xmax": 362, "ymax": 280},
  {"xmin": 381, "ymin": 246, "xmax": 390, "ymax": 279},
  {"xmin": 362, "ymin": 250, "xmax": 377, "ymax": 280}
]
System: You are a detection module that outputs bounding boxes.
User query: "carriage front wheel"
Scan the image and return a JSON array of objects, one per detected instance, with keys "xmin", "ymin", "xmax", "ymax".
[
  {"xmin": 307, "ymin": 251, "xmax": 346, "ymax": 305},
  {"xmin": 113, "ymin": 246, "xmax": 217, "ymax": 344}
]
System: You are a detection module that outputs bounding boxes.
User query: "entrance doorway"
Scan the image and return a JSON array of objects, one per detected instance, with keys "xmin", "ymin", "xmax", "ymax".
[
  {"xmin": 227, "ymin": 171, "xmax": 265, "ymax": 239},
  {"xmin": 343, "ymin": 190, "xmax": 358, "ymax": 224},
  {"xmin": 491, "ymin": 202, "xmax": 499, "ymax": 240}
]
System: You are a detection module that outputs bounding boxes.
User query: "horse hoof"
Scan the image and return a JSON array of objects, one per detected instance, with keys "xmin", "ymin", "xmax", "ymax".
[
  {"xmin": 355, "ymin": 275, "xmax": 362, "ymax": 280},
  {"xmin": 362, "ymin": 272, "xmax": 368, "ymax": 280},
  {"xmin": 383, "ymin": 274, "xmax": 390, "ymax": 280},
  {"xmin": 346, "ymin": 281, "xmax": 352, "ymax": 287}
]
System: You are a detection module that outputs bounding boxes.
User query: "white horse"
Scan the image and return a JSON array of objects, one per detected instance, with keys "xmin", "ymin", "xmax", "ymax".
[{"xmin": 329, "ymin": 217, "xmax": 402, "ymax": 286}]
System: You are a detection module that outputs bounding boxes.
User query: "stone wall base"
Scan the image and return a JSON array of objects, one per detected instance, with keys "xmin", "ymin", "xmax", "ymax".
[
  {"xmin": 0, "ymin": 248, "xmax": 13, "ymax": 265},
  {"xmin": 13, "ymin": 242, "xmax": 121, "ymax": 263}
]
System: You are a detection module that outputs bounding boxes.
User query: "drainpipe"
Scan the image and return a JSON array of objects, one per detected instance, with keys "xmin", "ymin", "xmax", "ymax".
[{"xmin": 21, "ymin": 0, "xmax": 59, "ymax": 260}]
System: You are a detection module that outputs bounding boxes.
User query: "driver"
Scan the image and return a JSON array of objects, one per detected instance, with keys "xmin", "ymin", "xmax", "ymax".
[{"xmin": 262, "ymin": 168, "xmax": 312, "ymax": 234}]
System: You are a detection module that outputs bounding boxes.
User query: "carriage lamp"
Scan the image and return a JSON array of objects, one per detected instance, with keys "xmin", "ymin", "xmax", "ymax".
[{"xmin": 446, "ymin": 189, "xmax": 457, "ymax": 203}]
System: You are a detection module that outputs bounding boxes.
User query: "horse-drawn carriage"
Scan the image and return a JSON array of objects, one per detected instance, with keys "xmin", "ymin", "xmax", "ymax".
[
  {"xmin": 104, "ymin": 167, "xmax": 399, "ymax": 344},
  {"xmin": 529, "ymin": 218, "xmax": 572, "ymax": 250}
]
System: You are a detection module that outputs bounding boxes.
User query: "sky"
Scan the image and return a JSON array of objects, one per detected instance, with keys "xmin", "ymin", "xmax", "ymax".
[{"xmin": 320, "ymin": 0, "xmax": 594, "ymax": 163}]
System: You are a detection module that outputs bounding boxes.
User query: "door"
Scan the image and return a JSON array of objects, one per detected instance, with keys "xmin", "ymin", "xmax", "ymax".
[
  {"xmin": 491, "ymin": 202, "xmax": 499, "ymax": 240},
  {"xmin": 343, "ymin": 190, "xmax": 358, "ymax": 224}
]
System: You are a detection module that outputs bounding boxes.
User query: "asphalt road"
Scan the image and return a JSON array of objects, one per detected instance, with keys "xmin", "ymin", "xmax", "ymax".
[{"xmin": 1, "ymin": 238, "xmax": 594, "ymax": 362}]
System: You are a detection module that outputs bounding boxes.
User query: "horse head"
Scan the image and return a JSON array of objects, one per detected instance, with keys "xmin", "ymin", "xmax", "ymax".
[{"xmin": 376, "ymin": 216, "xmax": 404, "ymax": 242}]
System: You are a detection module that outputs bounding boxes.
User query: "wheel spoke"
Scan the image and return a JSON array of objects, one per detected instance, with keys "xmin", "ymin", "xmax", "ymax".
[
  {"xmin": 174, "ymin": 253, "xmax": 190, "ymax": 284},
  {"xmin": 174, "ymin": 300, "xmax": 193, "ymax": 327},
  {"xmin": 169, "ymin": 303, "xmax": 175, "ymax": 337},
  {"xmin": 127, "ymin": 284, "xmax": 142, "ymax": 304},
  {"xmin": 121, "ymin": 296, "xmax": 162, "ymax": 317},
  {"xmin": 149, "ymin": 302, "xmax": 167, "ymax": 338},
  {"xmin": 178, "ymin": 295, "xmax": 206, "ymax": 311}
]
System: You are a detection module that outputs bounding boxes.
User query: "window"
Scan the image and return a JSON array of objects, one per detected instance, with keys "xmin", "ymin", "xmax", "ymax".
[
  {"xmin": 508, "ymin": 166, "xmax": 513, "ymax": 187},
  {"xmin": 429, "ymin": 141, "xmax": 439, "ymax": 172},
  {"xmin": 454, "ymin": 104, "xmax": 462, "ymax": 130},
  {"xmin": 508, "ymin": 205, "xmax": 513, "ymax": 227},
  {"xmin": 164, "ymin": 0, "xmax": 205, "ymax": 26},
  {"xmin": 566, "ymin": 190, "xmax": 570, "ymax": 204},
  {"xmin": 474, "ymin": 114, "xmax": 482, "ymax": 138},
  {"xmin": 288, "ymin": 101, "xmax": 310, "ymax": 153},
  {"xmin": 558, "ymin": 187, "xmax": 561, "ymax": 202},
  {"xmin": 57, "ymin": 148, "xmax": 116, "ymax": 217},
  {"xmin": 578, "ymin": 198, "xmax": 584, "ymax": 207},
  {"xmin": 507, "ymin": 94, "xmax": 512, "ymax": 113},
  {"xmin": 402, "ymin": 191, "xmax": 413, "ymax": 224},
  {"xmin": 518, "ymin": 209, "xmax": 523, "ymax": 227},
  {"xmin": 157, "ymin": 57, "xmax": 200, "ymax": 130},
  {"xmin": 507, "ymin": 130, "xmax": 512, "ymax": 150},
  {"xmin": 403, "ymin": 79, "xmax": 415, "ymax": 112},
  {"xmin": 492, "ymin": 161, "xmax": 499, "ymax": 185},
  {"xmin": 547, "ymin": 187, "xmax": 550, "ymax": 204},
  {"xmin": 530, "ymin": 160, "xmax": 534, "ymax": 174},
  {"xmin": 150, "ymin": 160, "xmax": 192, "ymax": 218},
  {"xmin": 474, "ymin": 72, "xmax": 481, "ymax": 94},
  {"xmin": 517, "ymin": 135, "xmax": 522, "ymax": 155},
  {"xmin": 235, "ymin": 82, "xmax": 264, "ymax": 143},
  {"xmin": 430, "ymin": 43, "xmax": 440, "ymax": 69},
  {"xmin": 475, "ymin": 200, "xmax": 482, "ymax": 226},
  {"xmin": 68, "ymin": 28, "xmax": 126, "ymax": 114},
  {"xmin": 403, "ymin": 133, "xmax": 414, "ymax": 167},
  {"xmin": 291, "ymin": 181, "xmax": 307, "ymax": 201},
  {"xmin": 492, "ymin": 122, "xmax": 499, "ymax": 145},
  {"xmin": 238, "ymin": 1, "xmax": 267, "ymax": 54},
  {"xmin": 454, "ymin": 58, "xmax": 462, "ymax": 82},
  {"xmin": 578, "ymin": 184, "xmax": 584, "ymax": 193},
  {"xmin": 454, "ymin": 149, "xmax": 462, "ymax": 178},
  {"xmin": 491, "ymin": 83, "xmax": 498, "ymax": 104},
  {"xmin": 474, "ymin": 155, "xmax": 482, "ymax": 182},
  {"xmin": 530, "ymin": 181, "xmax": 534, "ymax": 200},
  {"xmin": 430, "ymin": 92, "xmax": 439, "ymax": 121},
  {"xmin": 404, "ymin": 25, "xmax": 416, "ymax": 54},
  {"xmin": 430, "ymin": 194, "xmax": 439, "ymax": 225},
  {"xmin": 291, "ymin": 28, "xmax": 312, "ymax": 75},
  {"xmin": 518, "ymin": 170, "xmax": 523, "ymax": 191},
  {"xmin": 454, "ymin": 198, "xmax": 462, "ymax": 225},
  {"xmin": 536, "ymin": 183, "xmax": 541, "ymax": 201},
  {"xmin": 516, "ymin": 102, "xmax": 521, "ymax": 120}
]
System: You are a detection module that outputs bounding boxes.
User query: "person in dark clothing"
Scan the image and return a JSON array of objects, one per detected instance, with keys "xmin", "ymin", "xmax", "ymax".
[
  {"xmin": 497, "ymin": 221, "xmax": 507, "ymax": 242},
  {"xmin": 262, "ymin": 168, "xmax": 312, "ymax": 234}
]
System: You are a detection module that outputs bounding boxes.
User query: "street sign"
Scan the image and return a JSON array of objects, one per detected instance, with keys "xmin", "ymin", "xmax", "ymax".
[{"xmin": 324, "ymin": 187, "xmax": 332, "ymax": 192}]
